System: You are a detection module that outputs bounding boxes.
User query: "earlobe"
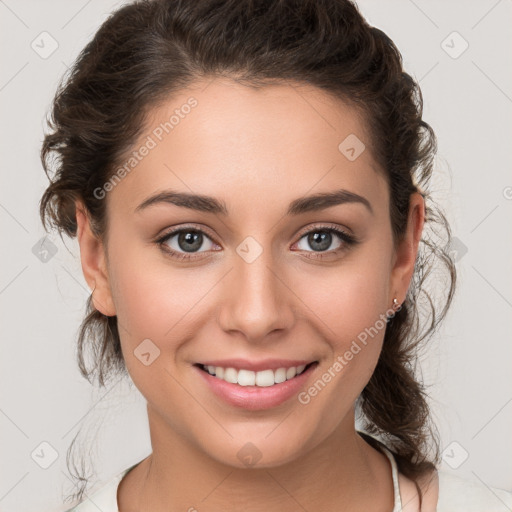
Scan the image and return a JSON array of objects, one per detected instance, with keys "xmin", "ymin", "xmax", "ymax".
[
  {"xmin": 389, "ymin": 192, "xmax": 425, "ymax": 306},
  {"xmin": 75, "ymin": 202, "xmax": 116, "ymax": 317}
]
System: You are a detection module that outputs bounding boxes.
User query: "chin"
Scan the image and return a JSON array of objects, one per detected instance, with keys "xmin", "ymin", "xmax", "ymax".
[{"xmin": 195, "ymin": 428, "xmax": 313, "ymax": 470}]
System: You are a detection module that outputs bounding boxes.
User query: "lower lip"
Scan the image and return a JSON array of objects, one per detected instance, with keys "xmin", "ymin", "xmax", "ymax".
[{"xmin": 195, "ymin": 363, "xmax": 318, "ymax": 410}]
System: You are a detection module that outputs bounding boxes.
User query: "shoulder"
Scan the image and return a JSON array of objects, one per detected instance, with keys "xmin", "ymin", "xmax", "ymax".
[
  {"xmin": 436, "ymin": 470, "xmax": 512, "ymax": 512},
  {"xmin": 63, "ymin": 468, "xmax": 130, "ymax": 512},
  {"xmin": 397, "ymin": 467, "xmax": 512, "ymax": 512}
]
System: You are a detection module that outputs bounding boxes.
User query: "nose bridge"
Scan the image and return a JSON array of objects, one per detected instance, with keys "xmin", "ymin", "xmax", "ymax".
[{"xmin": 218, "ymin": 236, "xmax": 294, "ymax": 340}]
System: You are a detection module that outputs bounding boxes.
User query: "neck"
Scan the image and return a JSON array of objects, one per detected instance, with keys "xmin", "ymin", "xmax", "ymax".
[{"xmin": 127, "ymin": 405, "xmax": 394, "ymax": 512}]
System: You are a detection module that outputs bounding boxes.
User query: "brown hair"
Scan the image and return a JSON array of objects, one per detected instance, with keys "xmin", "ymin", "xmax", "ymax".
[{"xmin": 40, "ymin": 0, "xmax": 456, "ymax": 502}]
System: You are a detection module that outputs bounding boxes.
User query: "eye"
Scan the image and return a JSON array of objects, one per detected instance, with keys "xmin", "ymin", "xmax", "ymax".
[
  {"xmin": 293, "ymin": 224, "xmax": 359, "ymax": 260},
  {"xmin": 156, "ymin": 225, "xmax": 219, "ymax": 261},
  {"xmin": 155, "ymin": 223, "xmax": 359, "ymax": 262}
]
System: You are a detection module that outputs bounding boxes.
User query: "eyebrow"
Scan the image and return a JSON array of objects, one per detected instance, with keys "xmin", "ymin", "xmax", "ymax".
[{"xmin": 135, "ymin": 188, "xmax": 373, "ymax": 216}]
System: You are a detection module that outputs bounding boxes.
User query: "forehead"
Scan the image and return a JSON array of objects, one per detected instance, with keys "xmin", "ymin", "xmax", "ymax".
[{"xmin": 107, "ymin": 78, "xmax": 387, "ymax": 217}]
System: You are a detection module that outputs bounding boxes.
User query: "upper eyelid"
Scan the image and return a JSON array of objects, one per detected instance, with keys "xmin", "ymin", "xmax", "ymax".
[
  {"xmin": 157, "ymin": 224, "xmax": 218, "ymax": 245},
  {"xmin": 294, "ymin": 223, "xmax": 351, "ymax": 239}
]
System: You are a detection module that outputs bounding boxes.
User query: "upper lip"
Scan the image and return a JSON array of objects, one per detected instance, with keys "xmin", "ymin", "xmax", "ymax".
[{"xmin": 196, "ymin": 358, "xmax": 316, "ymax": 372}]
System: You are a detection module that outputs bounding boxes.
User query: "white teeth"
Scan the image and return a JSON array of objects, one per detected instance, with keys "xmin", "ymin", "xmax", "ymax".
[
  {"xmin": 202, "ymin": 364, "xmax": 311, "ymax": 387},
  {"xmin": 223, "ymin": 367, "xmax": 238, "ymax": 384},
  {"xmin": 255, "ymin": 369, "xmax": 274, "ymax": 387},
  {"xmin": 274, "ymin": 368, "xmax": 287, "ymax": 383},
  {"xmin": 286, "ymin": 367, "xmax": 296, "ymax": 380},
  {"xmin": 237, "ymin": 369, "xmax": 256, "ymax": 386}
]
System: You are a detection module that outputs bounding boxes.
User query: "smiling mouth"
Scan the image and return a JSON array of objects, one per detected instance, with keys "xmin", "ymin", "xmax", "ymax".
[{"xmin": 195, "ymin": 362, "xmax": 318, "ymax": 387}]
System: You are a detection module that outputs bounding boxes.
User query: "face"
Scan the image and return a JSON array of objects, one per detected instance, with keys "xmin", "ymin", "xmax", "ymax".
[{"xmin": 77, "ymin": 77, "xmax": 424, "ymax": 469}]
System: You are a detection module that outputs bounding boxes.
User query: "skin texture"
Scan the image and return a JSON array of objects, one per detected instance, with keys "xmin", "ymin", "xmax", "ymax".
[{"xmin": 75, "ymin": 78, "xmax": 435, "ymax": 511}]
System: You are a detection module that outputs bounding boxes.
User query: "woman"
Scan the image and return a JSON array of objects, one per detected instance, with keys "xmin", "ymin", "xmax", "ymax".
[{"xmin": 39, "ymin": 0, "xmax": 512, "ymax": 510}]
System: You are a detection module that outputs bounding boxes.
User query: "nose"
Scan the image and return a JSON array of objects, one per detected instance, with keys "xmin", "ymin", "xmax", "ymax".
[{"xmin": 217, "ymin": 244, "xmax": 296, "ymax": 343}]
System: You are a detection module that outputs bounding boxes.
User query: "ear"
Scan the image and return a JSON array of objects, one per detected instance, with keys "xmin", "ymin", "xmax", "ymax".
[
  {"xmin": 75, "ymin": 201, "xmax": 116, "ymax": 317},
  {"xmin": 389, "ymin": 192, "xmax": 425, "ymax": 305}
]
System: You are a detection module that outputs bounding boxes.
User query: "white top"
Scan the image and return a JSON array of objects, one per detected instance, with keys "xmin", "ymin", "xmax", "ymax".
[{"xmin": 65, "ymin": 448, "xmax": 512, "ymax": 511}]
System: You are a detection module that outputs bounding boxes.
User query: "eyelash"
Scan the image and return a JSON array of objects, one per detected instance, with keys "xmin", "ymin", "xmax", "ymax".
[{"xmin": 155, "ymin": 223, "xmax": 360, "ymax": 262}]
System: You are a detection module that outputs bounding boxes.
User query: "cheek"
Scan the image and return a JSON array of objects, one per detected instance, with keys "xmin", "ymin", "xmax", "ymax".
[
  {"xmin": 300, "ymin": 255, "xmax": 391, "ymax": 350},
  {"xmin": 105, "ymin": 237, "xmax": 203, "ymax": 372},
  {"xmin": 107, "ymin": 255, "xmax": 203, "ymax": 407},
  {"xmin": 290, "ymin": 250, "xmax": 392, "ymax": 419},
  {"xmin": 106, "ymin": 228, "xmax": 204, "ymax": 332}
]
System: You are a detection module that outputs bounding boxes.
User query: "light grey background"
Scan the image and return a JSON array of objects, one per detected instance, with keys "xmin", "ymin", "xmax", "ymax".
[{"xmin": 1, "ymin": 0, "xmax": 511, "ymax": 511}]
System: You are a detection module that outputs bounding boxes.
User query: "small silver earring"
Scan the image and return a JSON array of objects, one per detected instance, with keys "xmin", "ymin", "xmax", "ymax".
[{"xmin": 387, "ymin": 298, "xmax": 402, "ymax": 322}]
